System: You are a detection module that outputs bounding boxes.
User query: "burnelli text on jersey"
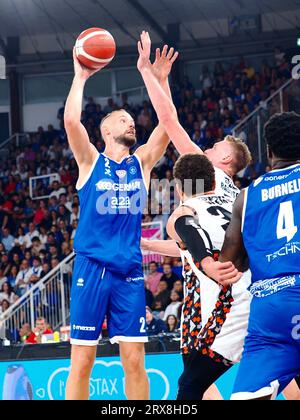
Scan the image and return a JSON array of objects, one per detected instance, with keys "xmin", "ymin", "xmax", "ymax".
[
  {"xmin": 242, "ymin": 164, "xmax": 300, "ymax": 296},
  {"xmin": 74, "ymin": 153, "xmax": 148, "ymax": 275}
]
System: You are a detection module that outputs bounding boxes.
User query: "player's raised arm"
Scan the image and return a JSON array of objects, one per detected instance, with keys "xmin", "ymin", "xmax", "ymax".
[
  {"xmin": 64, "ymin": 49, "xmax": 99, "ymax": 171},
  {"xmin": 137, "ymin": 31, "xmax": 202, "ymax": 156},
  {"xmin": 135, "ymin": 33, "xmax": 173, "ymax": 172}
]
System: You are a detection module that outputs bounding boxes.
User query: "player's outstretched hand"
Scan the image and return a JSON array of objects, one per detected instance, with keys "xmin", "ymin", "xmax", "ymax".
[
  {"xmin": 137, "ymin": 31, "xmax": 152, "ymax": 72},
  {"xmin": 152, "ymin": 45, "xmax": 179, "ymax": 82},
  {"xmin": 201, "ymin": 258, "xmax": 242, "ymax": 286},
  {"xmin": 73, "ymin": 48, "xmax": 100, "ymax": 81}
]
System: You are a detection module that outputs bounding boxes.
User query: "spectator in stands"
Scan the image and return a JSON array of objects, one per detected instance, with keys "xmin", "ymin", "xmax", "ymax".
[
  {"xmin": 61, "ymin": 242, "xmax": 72, "ymax": 259},
  {"xmin": 41, "ymin": 263, "xmax": 51, "ymax": 277},
  {"xmin": 152, "ymin": 280, "xmax": 170, "ymax": 315},
  {"xmin": 166, "ymin": 314, "xmax": 179, "ymax": 333},
  {"xmin": 26, "ymin": 257, "xmax": 43, "ymax": 287},
  {"xmin": 7, "ymin": 266, "xmax": 18, "ymax": 289},
  {"xmin": 160, "ymin": 263, "xmax": 180, "ymax": 290},
  {"xmin": 39, "ymin": 225, "xmax": 48, "ymax": 246},
  {"xmin": 31, "ymin": 237, "xmax": 45, "ymax": 257},
  {"xmin": 70, "ymin": 203, "xmax": 80, "ymax": 224},
  {"xmin": 49, "ymin": 180, "xmax": 66, "ymax": 199},
  {"xmin": 172, "ymin": 279, "xmax": 184, "ymax": 301},
  {"xmin": 145, "ymin": 306, "xmax": 167, "ymax": 336},
  {"xmin": 0, "ymin": 282, "xmax": 18, "ymax": 305},
  {"xmin": 18, "ymin": 323, "xmax": 32, "ymax": 343},
  {"xmin": 163, "ymin": 291, "xmax": 182, "ymax": 321},
  {"xmin": 57, "ymin": 205, "xmax": 70, "ymax": 225},
  {"xmin": 49, "ymin": 245, "xmax": 61, "ymax": 262},
  {"xmin": 24, "ymin": 222, "xmax": 39, "ymax": 249},
  {"xmin": 13, "ymin": 227, "xmax": 26, "ymax": 250},
  {"xmin": 48, "ymin": 196, "xmax": 59, "ymax": 212},
  {"xmin": 103, "ymin": 97, "xmax": 115, "ymax": 114},
  {"xmin": 1, "ymin": 228, "xmax": 14, "ymax": 252},
  {"xmin": 25, "ymin": 317, "xmax": 53, "ymax": 344},
  {"xmin": 15, "ymin": 259, "xmax": 30, "ymax": 296},
  {"xmin": 1, "ymin": 254, "xmax": 11, "ymax": 277},
  {"xmin": 0, "ymin": 299, "xmax": 10, "ymax": 315},
  {"xmin": 24, "ymin": 198, "xmax": 35, "ymax": 221},
  {"xmin": 51, "ymin": 257, "xmax": 60, "ymax": 269},
  {"xmin": 145, "ymin": 261, "xmax": 163, "ymax": 294}
]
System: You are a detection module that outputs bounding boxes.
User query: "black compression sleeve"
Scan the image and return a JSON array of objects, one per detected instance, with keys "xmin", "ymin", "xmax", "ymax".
[{"xmin": 174, "ymin": 215, "xmax": 213, "ymax": 264}]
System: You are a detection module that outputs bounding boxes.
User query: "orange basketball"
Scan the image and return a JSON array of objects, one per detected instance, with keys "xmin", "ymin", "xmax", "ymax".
[{"xmin": 75, "ymin": 27, "xmax": 116, "ymax": 70}]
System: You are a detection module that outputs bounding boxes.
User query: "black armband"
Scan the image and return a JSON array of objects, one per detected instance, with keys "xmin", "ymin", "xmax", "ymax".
[{"xmin": 174, "ymin": 215, "xmax": 213, "ymax": 264}]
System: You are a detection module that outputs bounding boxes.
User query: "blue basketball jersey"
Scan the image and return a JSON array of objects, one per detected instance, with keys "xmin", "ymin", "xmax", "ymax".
[
  {"xmin": 74, "ymin": 153, "xmax": 148, "ymax": 275},
  {"xmin": 243, "ymin": 164, "xmax": 300, "ymax": 285}
]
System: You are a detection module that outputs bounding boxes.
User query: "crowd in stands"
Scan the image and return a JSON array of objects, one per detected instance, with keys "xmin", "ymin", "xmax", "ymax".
[{"xmin": 0, "ymin": 49, "xmax": 291, "ymax": 340}]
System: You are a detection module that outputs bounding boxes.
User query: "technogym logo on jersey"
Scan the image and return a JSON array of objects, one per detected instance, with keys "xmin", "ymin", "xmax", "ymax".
[{"xmin": 0, "ymin": 54, "xmax": 6, "ymax": 79}]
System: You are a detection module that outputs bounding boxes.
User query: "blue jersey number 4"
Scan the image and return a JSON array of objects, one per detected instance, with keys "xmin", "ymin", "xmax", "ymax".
[{"xmin": 276, "ymin": 201, "xmax": 298, "ymax": 242}]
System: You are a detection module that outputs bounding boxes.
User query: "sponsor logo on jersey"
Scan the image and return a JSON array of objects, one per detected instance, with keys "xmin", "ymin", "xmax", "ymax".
[
  {"xmin": 129, "ymin": 166, "xmax": 137, "ymax": 176},
  {"xmin": 250, "ymin": 275, "xmax": 297, "ymax": 298},
  {"xmin": 116, "ymin": 170, "xmax": 127, "ymax": 179},
  {"xmin": 263, "ymin": 166, "xmax": 300, "ymax": 183},
  {"xmin": 266, "ymin": 241, "xmax": 300, "ymax": 262},
  {"xmin": 96, "ymin": 180, "xmax": 142, "ymax": 192},
  {"xmin": 126, "ymin": 157, "xmax": 134, "ymax": 165},
  {"xmin": 126, "ymin": 276, "xmax": 144, "ymax": 282},
  {"xmin": 72, "ymin": 325, "xmax": 96, "ymax": 331},
  {"xmin": 76, "ymin": 278, "xmax": 85, "ymax": 287}
]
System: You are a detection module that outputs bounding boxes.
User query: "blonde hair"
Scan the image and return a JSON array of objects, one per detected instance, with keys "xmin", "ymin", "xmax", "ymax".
[{"xmin": 225, "ymin": 135, "xmax": 252, "ymax": 173}]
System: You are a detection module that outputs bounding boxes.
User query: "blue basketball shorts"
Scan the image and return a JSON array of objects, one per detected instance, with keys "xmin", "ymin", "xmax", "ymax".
[
  {"xmin": 70, "ymin": 254, "xmax": 148, "ymax": 346},
  {"xmin": 231, "ymin": 284, "xmax": 300, "ymax": 400}
]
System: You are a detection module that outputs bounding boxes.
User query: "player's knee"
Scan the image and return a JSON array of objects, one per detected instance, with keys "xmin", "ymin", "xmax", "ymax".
[
  {"xmin": 122, "ymin": 351, "xmax": 145, "ymax": 376},
  {"xmin": 71, "ymin": 349, "xmax": 95, "ymax": 379}
]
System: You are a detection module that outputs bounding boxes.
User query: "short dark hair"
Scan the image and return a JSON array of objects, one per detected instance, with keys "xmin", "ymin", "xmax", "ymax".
[
  {"xmin": 149, "ymin": 261, "xmax": 158, "ymax": 267},
  {"xmin": 174, "ymin": 154, "xmax": 215, "ymax": 196},
  {"xmin": 264, "ymin": 112, "xmax": 300, "ymax": 160}
]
